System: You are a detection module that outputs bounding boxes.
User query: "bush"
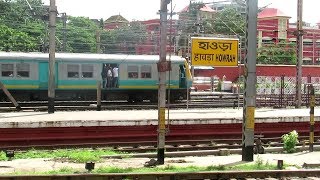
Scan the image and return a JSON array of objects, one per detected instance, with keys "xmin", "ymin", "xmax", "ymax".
[{"xmin": 281, "ymin": 130, "xmax": 299, "ymax": 153}]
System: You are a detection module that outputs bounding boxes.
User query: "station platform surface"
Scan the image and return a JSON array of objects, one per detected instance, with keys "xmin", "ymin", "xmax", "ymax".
[{"xmin": 0, "ymin": 107, "xmax": 319, "ymax": 128}]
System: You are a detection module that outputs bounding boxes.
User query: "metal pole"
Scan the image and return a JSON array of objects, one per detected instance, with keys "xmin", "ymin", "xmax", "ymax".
[
  {"xmin": 309, "ymin": 85, "xmax": 315, "ymax": 152},
  {"xmin": 97, "ymin": 81, "xmax": 102, "ymax": 111},
  {"xmin": 0, "ymin": 81, "xmax": 21, "ymax": 111},
  {"xmin": 238, "ymin": 36, "xmax": 242, "ymax": 109},
  {"xmin": 96, "ymin": 30, "xmax": 101, "ymax": 53},
  {"xmin": 157, "ymin": 0, "xmax": 170, "ymax": 165},
  {"xmin": 48, "ymin": 0, "xmax": 57, "ymax": 114},
  {"xmin": 295, "ymin": 0, "xmax": 303, "ymax": 108},
  {"xmin": 242, "ymin": 0, "xmax": 257, "ymax": 162},
  {"xmin": 196, "ymin": 10, "xmax": 200, "ymax": 35},
  {"xmin": 62, "ymin": 12, "xmax": 67, "ymax": 52}
]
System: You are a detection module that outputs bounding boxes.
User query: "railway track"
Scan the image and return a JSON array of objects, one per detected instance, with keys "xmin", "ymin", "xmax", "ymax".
[
  {"xmin": 0, "ymin": 92, "xmax": 243, "ymax": 111},
  {"xmin": 1, "ymin": 170, "xmax": 320, "ymax": 180},
  {"xmin": 1, "ymin": 136, "xmax": 318, "ymax": 154},
  {"xmin": 1, "ymin": 91, "xmax": 319, "ymax": 111}
]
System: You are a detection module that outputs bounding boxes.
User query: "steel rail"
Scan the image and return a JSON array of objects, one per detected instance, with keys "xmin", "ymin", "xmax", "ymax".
[{"xmin": 1, "ymin": 170, "xmax": 320, "ymax": 180}]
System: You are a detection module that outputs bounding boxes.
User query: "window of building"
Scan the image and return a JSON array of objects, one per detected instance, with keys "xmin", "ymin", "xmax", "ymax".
[
  {"xmin": 128, "ymin": 65, "xmax": 138, "ymax": 79},
  {"xmin": 303, "ymin": 40, "xmax": 313, "ymax": 46},
  {"xmin": 1, "ymin": 64, "xmax": 14, "ymax": 77},
  {"xmin": 278, "ymin": 18, "xmax": 287, "ymax": 40},
  {"xmin": 81, "ymin": 64, "xmax": 94, "ymax": 78},
  {"xmin": 262, "ymin": 39, "xmax": 274, "ymax": 45},
  {"xmin": 141, "ymin": 65, "xmax": 151, "ymax": 78},
  {"xmin": 16, "ymin": 63, "xmax": 30, "ymax": 78},
  {"xmin": 67, "ymin": 64, "xmax": 80, "ymax": 78}
]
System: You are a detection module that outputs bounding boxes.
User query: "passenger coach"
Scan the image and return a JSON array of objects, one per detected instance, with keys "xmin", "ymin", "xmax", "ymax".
[{"xmin": 0, "ymin": 52, "xmax": 192, "ymax": 102}]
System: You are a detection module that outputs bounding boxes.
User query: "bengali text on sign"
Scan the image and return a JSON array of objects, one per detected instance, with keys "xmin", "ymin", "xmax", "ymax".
[{"xmin": 191, "ymin": 37, "xmax": 239, "ymax": 66}]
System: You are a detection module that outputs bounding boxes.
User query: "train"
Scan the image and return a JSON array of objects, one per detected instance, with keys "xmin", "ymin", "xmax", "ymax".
[{"xmin": 0, "ymin": 52, "xmax": 192, "ymax": 102}]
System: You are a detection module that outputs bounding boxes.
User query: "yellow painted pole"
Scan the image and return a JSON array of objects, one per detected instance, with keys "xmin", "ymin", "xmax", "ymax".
[{"xmin": 309, "ymin": 85, "xmax": 315, "ymax": 152}]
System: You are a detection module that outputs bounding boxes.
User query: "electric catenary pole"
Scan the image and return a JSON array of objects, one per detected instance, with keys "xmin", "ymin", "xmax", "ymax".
[
  {"xmin": 242, "ymin": 0, "xmax": 257, "ymax": 161},
  {"xmin": 295, "ymin": 0, "xmax": 303, "ymax": 108},
  {"xmin": 48, "ymin": 0, "xmax": 57, "ymax": 113},
  {"xmin": 61, "ymin": 12, "xmax": 67, "ymax": 52},
  {"xmin": 157, "ymin": 0, "xmax": 171, "ymax": 165}
]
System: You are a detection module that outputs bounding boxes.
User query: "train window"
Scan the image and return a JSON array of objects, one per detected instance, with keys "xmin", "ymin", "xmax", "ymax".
[
  {"xmin": 81, "ymin": 64, "xmax": 93, "ymax": 78},
  {"xmin": 67, "ymin": 64, "xmax": 80, "ymax": 78},
  {"xmin": 128, "ymin": 65, "xmax": 138, "ymax": 79},
  {"xmin": 141, "ymin": 65, "xmax": 151, "ymax": 78},
  {"xmin": 16, "ymin": 63, "xmax": 30, "ymax": 78},
  {"xmin": 1, "ymin": 64, "xmax": 14, "ymax": 77}
]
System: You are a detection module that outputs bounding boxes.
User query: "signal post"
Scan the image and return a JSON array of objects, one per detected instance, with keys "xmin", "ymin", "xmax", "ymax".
[
  {"xmin": 157, "ymin": 0, "xmax": 171, "ymax": 165},
  {"xmin": 48, "ymin": 0, "xmax": 57, "ymax": 113},
  {"xmin": 242, "ymin": 0, "xmax": 258, "ymax": 161}
]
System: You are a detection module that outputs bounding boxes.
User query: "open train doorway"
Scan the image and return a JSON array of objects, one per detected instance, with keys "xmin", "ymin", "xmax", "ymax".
[
  {"xmin": 101, "ymin": 63, "xmax": 118, "ymax": 89},
  {"xmin": 179, "ymin": 65, "xmax": 186, "ymax": 88}
]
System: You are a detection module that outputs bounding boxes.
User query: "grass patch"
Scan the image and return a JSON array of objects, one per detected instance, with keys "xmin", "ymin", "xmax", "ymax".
[
  {"xmin": 6, "ymin": 162, "xmax": 280, "ymax": 175},
  {"xmin": 233, "ymin": 156, "xmax": 278, "ymax": 170},
  {"xmin": 0, "ymin": 148, "xmax": 123, "ymax": 163},
  {"xmin": 37, "ymin": 165, "xmax": 229, "ymax": 174},
  {"xmin": 2, "ymin": 159, "xmax": 284, "ymax": 176}
]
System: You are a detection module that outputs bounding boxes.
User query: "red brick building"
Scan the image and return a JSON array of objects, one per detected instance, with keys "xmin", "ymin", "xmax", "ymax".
[
  {"xmin": 258, "ymin": 8, "xmax": 320, "ymax": 65},
  {"xmin": 135, "ymin": 19, "xmax": 178, "ymax": 55},
  {"xmin": 104, "ymin": 14, "xmax": 129, "ymax": 30}
]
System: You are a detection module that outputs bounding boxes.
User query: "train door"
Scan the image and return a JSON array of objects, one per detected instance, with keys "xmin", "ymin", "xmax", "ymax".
[
  {"xmin": 39, "ymin": 62, "xmax": 48, "ymax": 89},
  {"xmin": 102, "ymin": 63, "xmax": 118, "ymax": 88},
  {"xmin": 179, "ymin": 65, "xmax": 186, "ymax": 88},
  {"xmin": 39, "ymin": 62, "xmax": 58, "ymax": 89}
]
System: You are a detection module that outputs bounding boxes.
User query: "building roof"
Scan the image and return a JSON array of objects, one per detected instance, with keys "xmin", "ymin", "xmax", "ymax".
[
  {"xmin": 180, "ymin": 4, "xmax": 215, "ymax": 13},
  {"xmin": 258, "ymin": 8, "xmax": 291, "ymax": 19},
  {"xmin": 105, "ymin": 14, "xmax": 129, "ymax": 23}
]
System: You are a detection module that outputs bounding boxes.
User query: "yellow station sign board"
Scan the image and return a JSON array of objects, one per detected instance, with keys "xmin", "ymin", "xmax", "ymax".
[{"xmin": 191, "ymin": 37, "xmax": 239, "ymax": 66}]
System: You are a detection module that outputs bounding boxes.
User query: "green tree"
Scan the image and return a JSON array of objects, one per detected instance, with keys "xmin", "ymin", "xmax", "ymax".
[
  {"xmin": 178, "ymin": 2, "xmax": 205, "ymax": 35},
  {"xmin": 206, "ymin": 7, "xmax": 245, "ymax": 36},
  {"xmin": 257, "ymin": 43, "xmax": 296, "ymax": 65},
  {"xmin": 0, "ymin": 0, "xmax": 45, "ymax": 25},
  {"xmin": 0, "ymin": 0, "xmax": 47, "ymax": 52},
  {"xmin": 56, "ymin": 16, "xmax": 98, "ymax": 53},
  {"xmin": 0, "ymin": 24, "xmax": 37, "ymax": 51},
  {"xmin": 100, "ymin": 21, "xmax": 147, "ymax": 54}
]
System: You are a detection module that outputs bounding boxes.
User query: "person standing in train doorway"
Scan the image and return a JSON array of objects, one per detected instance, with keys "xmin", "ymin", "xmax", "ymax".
[
  {"xmin": 107, "ymin": 65, "xmax": 113, "ymax": 88},
  {"xmin": 113, "ymin": 66, "xmax": 119, "ymax": 88},
  {"xmin": 101, "ymin": 64, "xmax": 108, "ymax": 88}
]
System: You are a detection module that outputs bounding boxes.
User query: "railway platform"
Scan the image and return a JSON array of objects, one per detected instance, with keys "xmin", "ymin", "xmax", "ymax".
[{"xmin": 0, "ymin": 107, "xmax": 318, "ymax": 128}]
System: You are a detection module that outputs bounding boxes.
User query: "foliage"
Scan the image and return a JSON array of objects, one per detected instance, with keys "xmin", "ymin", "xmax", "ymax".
[
  {"xmin": 282, "ymin": 130, "xmax": 299, "ymax": 153},
  {"xmin": 100, "ymin": 21, "xmax": 147, "ymax": 54},
  {"xmin": 177, "ymin": 2, "xmax": 245, "ymax": 57},
  {"xmin": 0, "ymin": 0, "xmax": 45, "ymax": 25},
  {"xmin": 257, "ymin": 43, "xmax": 296, "ymax": 65},
  {"xmin": 56, "ymin": 16, "xmax": 99, "ymax": 53},
  {"xmin": 0, "ymin": 0, "xmax": 46, "ymax": 52},
  {"xmin": 217, "ymin": 79, "xmax": 222, "ymax": 91},
  {"xmin": 0, "ymin": 148, "xmax": 119, "ymax": 162},
  {"xmin": 178, "ymin": 2, "xmax": 205, "ymax": 34},
  {"xmin": 234, "ymin": 157, "xmax": 277, "ymax": 170},
  {"xmin": 0, "ymin": 24, "xmax": 38, "ymax": 52},
  {"xmin": 4, "ymin": 163, "xmax": 283, "ymax": 175},
  {"xmin": 205, "ymin": 7, "xmax": 245, "ymax": 36}
]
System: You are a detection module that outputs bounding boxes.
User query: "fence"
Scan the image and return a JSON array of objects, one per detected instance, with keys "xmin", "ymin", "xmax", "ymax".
[
  {"xmin": 256, "ymin": 75, "xmax": 320, "ymax": 108},
  {"xmin": 192, "ymin": 75, "xmax": 320, "ymax": 108}
]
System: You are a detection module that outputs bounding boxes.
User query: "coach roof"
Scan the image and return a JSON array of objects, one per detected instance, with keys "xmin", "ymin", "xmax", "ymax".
[{"xmin": 0, "ymin": 52, "xmax": 185, "ymax": 63}]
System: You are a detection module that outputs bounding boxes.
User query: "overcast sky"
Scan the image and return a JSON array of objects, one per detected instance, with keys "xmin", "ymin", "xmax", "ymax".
[{"xmin": 43, "ymin": 0, "xmax": 319, "ymax": 25}]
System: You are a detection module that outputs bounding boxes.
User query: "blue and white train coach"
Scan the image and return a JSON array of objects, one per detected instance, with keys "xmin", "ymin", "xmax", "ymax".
[{"xmin": 0, "ymin": 52, "xmax": 192, "ymax": 102}]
